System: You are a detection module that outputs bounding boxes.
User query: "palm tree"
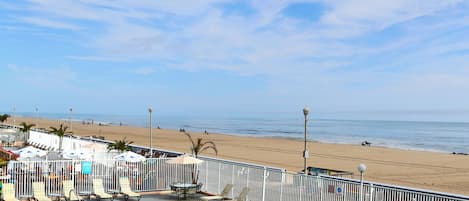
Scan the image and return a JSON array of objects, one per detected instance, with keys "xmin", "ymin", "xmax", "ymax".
[
  {"xmin": 0, "ymin": 114, "xmax": 10, "ymax": 123},
  {"xmin": 184, "ymin": 132, "xmax": 218, "ymax": 184},
  {"xmin": 107, "ymin": 138, "xmax": 133, "ymax": 152},
  {"xmin": 184, "ymin": 132, "xmax": 218, "ymax": 158},
  {"xmin": 49, "ymin": 124, "xmax": 70, "ymax": 151},
  {"xmin": 19, "ymin": 122, "xmax": 35, "ymax": 142}
]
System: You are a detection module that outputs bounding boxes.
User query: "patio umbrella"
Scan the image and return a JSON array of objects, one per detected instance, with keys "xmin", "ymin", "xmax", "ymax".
[
  {"xmin": 81, "ymin": 142, "xmax": 106, "ymax": 160},
  {"xmin": 166, "ymin": 154, "xmax": 204, "ymax": 184},
  {"xmin": 14, "ymin": 146, "xmax": 47, "ymax": 160},
  {"xmin": 0, "ymin": 128, "xmax": 17, "ymax": 133},
  {"xmin": 166, "ymin": 154, "xmax": 203, "ymax": 165},
  {"xmin": 62, "ymin": 150, "xmax": 91, "ymax": 160},
  {"xmin": 113, "ymin": 151, "xmax": 145, "ymax": 162}
]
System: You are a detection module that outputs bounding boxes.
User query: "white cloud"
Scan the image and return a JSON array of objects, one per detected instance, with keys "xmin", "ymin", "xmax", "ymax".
[
  {"xmin": 10, "ymin": 0, "xmax": 467, "ymax": 77},
  {"xmin": 66, "ymin": 55, "xmax": 127, "ymax": 62},
  {"xmin": 19, "ymin": 17, "xmax": 81, "ymax": 30}
]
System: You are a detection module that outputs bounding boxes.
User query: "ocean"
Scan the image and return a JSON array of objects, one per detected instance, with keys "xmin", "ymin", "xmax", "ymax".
[{"xmin": 12, "ymin": 111, "xmax": 469, "ymax": 154}]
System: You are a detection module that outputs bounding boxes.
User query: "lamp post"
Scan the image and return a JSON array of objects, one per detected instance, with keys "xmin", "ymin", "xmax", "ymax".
[
  {"xmin": 358, "ymin": 163, "xmax": 367, "ymax": 201},
  {"xmin": 302, "ymin": 107, "xmax": 309, "ymax": 174},
  {"xmin": 35, "ymin": 106, "xmax": 39, "ymax": 128},
  {"xmin": 148, "ymin": 107, "xmax": 153, "ymax": 157},
  {"xmin": 13, "ymin": 106, "xmax": 16, "ymax": 126},
  {"xmin": 69, "ymin": 108, "xmax": 73, "ymax": 132}
]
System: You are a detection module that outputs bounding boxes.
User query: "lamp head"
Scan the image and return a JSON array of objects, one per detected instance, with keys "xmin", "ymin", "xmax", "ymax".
[
  {"xmin": 148, "ymin": 107, "xmax": 153, "ymax": 113},
  {"xmin": 303, "ymin": 107, "xmax": 310, "ymax": 116},
  {"xmin": 357, "ymin": 163, "xmax": 367, "ymax": 173}
]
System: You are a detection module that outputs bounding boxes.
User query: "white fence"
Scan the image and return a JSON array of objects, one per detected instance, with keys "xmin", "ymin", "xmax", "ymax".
[
  {"xmin": 3, "ymin": 128, "xmax": 469, "ymax": 201},
  {"xmin": 2, "ymin": 158, "xmax": 469, "ymax": 201}
]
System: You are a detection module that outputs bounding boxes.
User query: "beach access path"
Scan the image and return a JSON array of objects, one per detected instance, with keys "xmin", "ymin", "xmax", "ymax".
[{"xmin": 9, "ymin": 117, "xmax": 469, "ymax": 196}]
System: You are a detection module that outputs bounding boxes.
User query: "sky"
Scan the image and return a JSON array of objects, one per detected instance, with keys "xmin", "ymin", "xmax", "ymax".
[{"xmin": 1, "ymin": 0, "xmax": 469, "ymax": 117}]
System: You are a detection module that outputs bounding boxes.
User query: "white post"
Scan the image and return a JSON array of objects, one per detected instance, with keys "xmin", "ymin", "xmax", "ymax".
[
  {"xmin": 360, "ymin": 172, "xmax": 364, "ymax": 201},
  {"xmin": 205, "ymin": 161, "xmax": 208, "ymax": 192},
  {"xmin": 319, "ymin": 175, "xmax": 323, "ymax": 201},
  {"xmin": 35, "ymin": 106, "xmax": 39, "ymax": 128},
  {"xmin": 246, "ymin": 168, "xmax": 250, "ymax": 189},
  {"xmin": 302, "ymin": 107, "xmax": 309, "ymax": 174},
  {"xmin": 13, "ymin": 106, "xmax": 16, "ymax": 126},
  {"xmin": 148, "ymin": 107, "xmax": 153, "ymax": 156},
  {"xmin": 280, "ymin": 171, "xmax": 285, "ymax": 201},
  {"xmin": 262, "ymin": 167, "xmax": 267, "ymax": 201},
  {"xmin": 369, "ymin": 183, "xmax": 374, "ymax": 201},
  {"xmin": 358, "ymin": 163, "xmax": 367, "ymax": 201},
  {"xmin": 218, "ymin": 163, "xmax": 221, "ymax": 195},
  {"xmin": 69, "ymin": 108, "xmax": 73, "ymax": 132}
]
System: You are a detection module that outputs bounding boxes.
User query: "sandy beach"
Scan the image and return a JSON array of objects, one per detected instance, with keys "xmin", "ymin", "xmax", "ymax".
[{"xmin": 6, "ymin": 117, "xmax": 469, "ymax": 195}]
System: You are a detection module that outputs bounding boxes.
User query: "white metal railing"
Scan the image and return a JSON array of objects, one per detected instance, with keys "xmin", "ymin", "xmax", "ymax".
[
  {"xmin": 2, "ymin": 159, "xmax": 190, "ymax": 198},
  {"xmin": 2, "ymin": 126, "xmax": 469, "ymax": 201},
  {"xmin": 4, "ymin": 159, "xmax": 468, "ymax": 201}
]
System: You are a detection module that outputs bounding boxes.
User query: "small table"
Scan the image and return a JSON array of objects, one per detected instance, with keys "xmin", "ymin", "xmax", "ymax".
[
  {"xmin": 48, "ymin": 193, "xmax": 65, "ymax": 201},
  {"xmin": 19, "ymin": 194, "xmax": 33, "ymax": 201},
  {"xmin": 170, "ymin": 183, "xmax": 201, "ymax": 200}
]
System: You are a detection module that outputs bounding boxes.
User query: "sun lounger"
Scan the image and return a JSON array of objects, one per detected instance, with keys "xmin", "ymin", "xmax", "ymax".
[
  {"xmin": 2, "ymin": 183, "xmax": 19, "ymax": 201},
  {"xmin": 93, "ymin": 179, "xmax": 113, "ymax": 200},
  {"xmin": 63, "ymin": 180, "xmax": 86, "ymax": 201},
  {"xmin": 200, "ymin": 184, "xmax": 233, "ymax": 200},
  {"xmin": 32, "ymin": 182, "xmax": 53, "ymax": 201},
  {"xmin": 119, "ymin": 177, "xmax": 141, "ymax": 201},
  {"xmin": 225, "ymin": 187, "xmax": 249, "ymax": 201}
]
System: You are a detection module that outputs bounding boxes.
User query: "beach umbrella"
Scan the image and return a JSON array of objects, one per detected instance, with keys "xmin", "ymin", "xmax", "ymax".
[
  {"xmin": 14, "ymin": 146, "xmax": 47, "ymax": 159},
  {"xmin": 113, "ymin": 151, "xmax": 145, "ymax": 163},
  {"xmin": 62, "ymin": 150, "xmax": 91, "ymax": 160},
  {"xmin": 166, "ymin": 154, "xmax": 204, "ymax": 184},
  {"xmin": 82, "ymin": 142, "xmax": 107, "ymax": 159},
  {"xmin": 0, "ymin": 128, "xmax": 17, "ymax": 133},
  {"xmin": 166, "ymin": 154, "xmax": 203, "ymax": 165}
]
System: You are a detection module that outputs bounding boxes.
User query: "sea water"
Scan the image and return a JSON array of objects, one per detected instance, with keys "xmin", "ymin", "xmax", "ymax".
[{"xmin": 13, "ymin": 111, "xmax": 469, "ymax": 154}]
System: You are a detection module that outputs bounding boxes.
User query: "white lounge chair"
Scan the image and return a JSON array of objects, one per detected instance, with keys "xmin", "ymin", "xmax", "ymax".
[
  {"xmin": 32, "ymin": 182, "xmax": 53, "ymax": 201},
  {"xmin": 119, "ymin": 177, "xmax": 141, "ymax": 201},
  {"xmin": 2, "ymin": 183, "xmax": 19, "ymax": 201},
  {"xmin": 200, "ymin": 184, "xmax": 233, "ymax": 200},
  {"xmin": 93, "ymin": 179, "xmax": 113, "ymax": 200}
]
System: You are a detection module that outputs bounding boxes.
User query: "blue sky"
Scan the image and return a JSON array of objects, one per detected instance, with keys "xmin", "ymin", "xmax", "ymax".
[{"xmin": 1, "ymin": 0, "xmax": 469, "ymax": 117}]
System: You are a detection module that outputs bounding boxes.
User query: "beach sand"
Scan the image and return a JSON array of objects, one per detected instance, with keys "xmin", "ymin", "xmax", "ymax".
[{"xmin": 7, "ymin": 117, "xmax": 469, "ymax": 195}]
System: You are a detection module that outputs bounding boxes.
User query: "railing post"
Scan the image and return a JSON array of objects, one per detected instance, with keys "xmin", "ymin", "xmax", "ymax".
[
  {"xmin": 280, "ymin": 170, "xmax": 285, "ymax": 201},
  {"xmin": 205, "ymin": 160, "xmax": 208, "ymax": 192},
  {"xmin": 318, "ymin": 175, "xmax": 323, "ymax": 201},
  {"xmin": 262, "ymin": 167, "xmax": 267, "ymax": 201},
  {"xmin": 246, "ymin": 168, "xmax": 250, "ymax": 189},
  {"xmin": 218, "ymin": 163, "xmax": 221, "ymax": 194},
  {"xmin": 156, "ymin": 159, "xmax": 160, "ymax": 190},
  {"xmin": 299, "ymin": 175, "xmax": 303, "ymax": 201},
  {"xmin": 369, "ymin": 183, "xmax": 374, "ymax": 201}
]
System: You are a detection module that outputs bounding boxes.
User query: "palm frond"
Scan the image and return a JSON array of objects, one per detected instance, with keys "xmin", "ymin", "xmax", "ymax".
[{"xmin": 184, "ymin": 132, "xmax": 196, "ymax": 148}]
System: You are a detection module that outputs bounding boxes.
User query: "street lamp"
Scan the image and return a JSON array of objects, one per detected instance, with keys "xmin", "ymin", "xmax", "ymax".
[
  {"xmin": 69, "ymin": 108, "xmax": 73, "ymax": 132},
  {"xmin": 358, "ymin": 163, "xmax": 367, "ymax": 201},
  {"xmin": 35, "ymin": 106, "xmax": 39, "ymax": 128},
  {"xmin": 148, "ymin": 107, "xmax": 153, "ymax": 157},
  {"xmin": 13, "ymin": 106, "xmax": 16, "ymax": 126},
  {"xmin": 302, "ymin": 106, "xmax": 309, "ymax": 174}
]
